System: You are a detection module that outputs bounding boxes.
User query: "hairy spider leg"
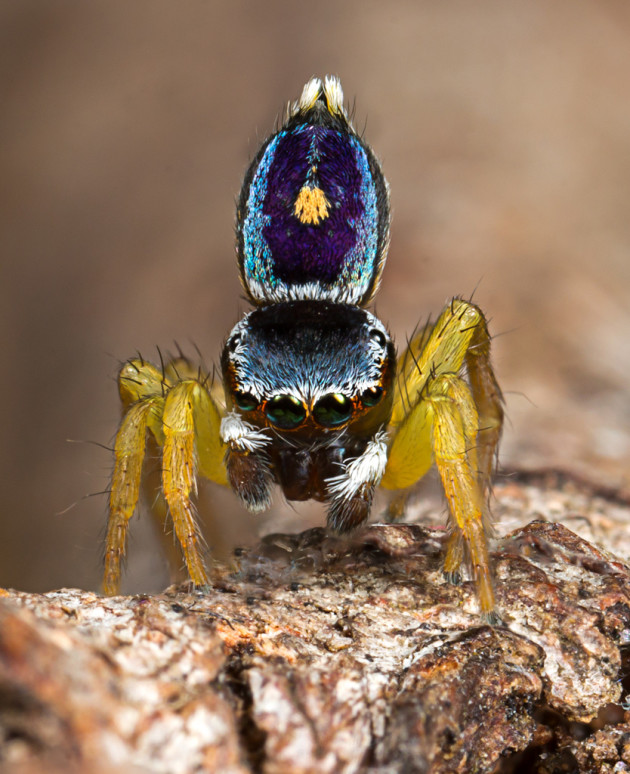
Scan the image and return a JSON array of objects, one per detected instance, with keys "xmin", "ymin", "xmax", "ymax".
[
  {"xmin": 463, "ymin": 318, "xmax": 504, "ymax": 497},
  {"xmin": 381, "ymin": 299, "xmax": 504, "ymax": 617},
  {"xmin": 105, "ymin": 397, "xmax": 161, "ymax": 595},
  {"xmin": 104, "ymin": 359, "xmax": 227, "ymax": 594}
]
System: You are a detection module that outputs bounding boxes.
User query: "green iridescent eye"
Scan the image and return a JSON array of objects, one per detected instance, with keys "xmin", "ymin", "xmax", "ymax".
[
  {"xmin": 361, "ymin": 386, "xmax": 383, "ymax": 407},
  {"xmin": 313, "ymin": 393, "xmax": 353, "ymax": 428},
  {"xmin": 265, "ymin": 395, "xmax": 307, "ymax": 429},
  {"xmin": 234, "ymin": 391, "xmax": 258, "ymax": 412}
]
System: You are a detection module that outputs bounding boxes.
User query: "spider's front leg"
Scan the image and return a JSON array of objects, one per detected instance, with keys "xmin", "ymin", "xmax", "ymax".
[
  {"xmin": 381, "ymin": 299, "xmax": 504, "ymax": 619},
  {"xmin": 104, "ymin": 358, "xmax": 227, "ymax": 595}
]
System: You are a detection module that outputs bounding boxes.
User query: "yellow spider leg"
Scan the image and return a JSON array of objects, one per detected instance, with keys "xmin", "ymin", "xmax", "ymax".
[
  {"xmin": 192, "ymin": 384, "xmax": 228, "ymax": 486},
  {"xmin": 208, "ymin": 377, "xmax": 225, "ymax": 408},
  {"xmin": 159, "ymin": 358, "xmax": 227, "ymax": 484},
  {"xmin": 162, "ymin": 381, "xmax": 211, "ymax": 587},
  {"xmin": 388, "ymin": 298, "xmax": 503, "ymax": 490},
  {"xmin": 391, "ymin": 299, "xmax": 495, "ymax": 424},
  {"xmin": 107, "ymin": 357, "xmax": 227, "ymax": 592},
  {"xmin": 390, "ymin": 320, "xmax": 434, "ymax": 426},
  {"xmin": 118, "ymin": 359, "xmax": 165, "ymax": 409},
  {"xmin": 154, "ymin": 380, "xmax": 225, "ymax": 584},
  {"xmin": 431, "ymin": 380, "xmax": 495, "ymax": 616},
  {"xmin": 160, "ymin": 358, "xmax": 227, "ymax": 485},
  {"xmin": 383, "ymin": 299, "xmax": 502, "ymax": 617},
  {"xmin": 385, "ymin": 374, "xmax": 494, "ymax": 614},
  {"xmin": 383, "ymin": 300, "xmax": 488, "ymax": 490},
  {"xmin": 465, "ymin": 324, "xmax": 504, "ymax": 495},
  {"xmin": 104, "ymin": 397, "xmax": 161, "ymax": 595},
  {"xmin": 381, "ymin": 399, "xmax": 433, "ymax": 490},
  {"xmin": 381, "ymin": 373, "xmax": 478, "ymax": 492}
]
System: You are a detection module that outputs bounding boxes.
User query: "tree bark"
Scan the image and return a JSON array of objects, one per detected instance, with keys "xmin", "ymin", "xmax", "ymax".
[{"xmin": 1, "ymin": 471, "xmax": 630, "ymax": 773}]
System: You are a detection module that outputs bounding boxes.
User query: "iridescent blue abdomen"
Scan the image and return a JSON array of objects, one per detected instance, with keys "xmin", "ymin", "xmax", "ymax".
[{"xmin": 236, "ymin": 77, "xmax": 390, "ymax": 307}]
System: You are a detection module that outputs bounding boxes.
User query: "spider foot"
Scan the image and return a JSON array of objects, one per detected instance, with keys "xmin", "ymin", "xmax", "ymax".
[
  {"xmin": 443, "ymin": 569, "xmax": 462, "ymax": 586},
  {"xmin": 482, "ymin": 609, "xmax": 504, "ymax": 627}
]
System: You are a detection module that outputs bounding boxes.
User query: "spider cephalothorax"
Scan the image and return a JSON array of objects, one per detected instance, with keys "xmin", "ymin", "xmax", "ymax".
[
  {"xmin": 221, "ymin": 300, "xmax": 396, "ymax": 530},
  {"xmin": 105, "ymin": 76, "xmax": 504, "ymax": 619}
]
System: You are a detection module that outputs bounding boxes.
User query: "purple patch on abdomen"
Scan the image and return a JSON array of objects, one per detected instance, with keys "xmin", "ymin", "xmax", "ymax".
[{"xmin": 261, "ymin": 126, "xmax": 365, "ymax": 286}]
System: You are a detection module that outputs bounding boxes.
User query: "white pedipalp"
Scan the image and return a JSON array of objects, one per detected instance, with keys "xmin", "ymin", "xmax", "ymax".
[
  {"xmin": 220, "ymin": 411, "xmax": 270, "ymax": 452},
  {"xmin": 326, "ymin": 429, "xmax": 389, "ymax": 501}
]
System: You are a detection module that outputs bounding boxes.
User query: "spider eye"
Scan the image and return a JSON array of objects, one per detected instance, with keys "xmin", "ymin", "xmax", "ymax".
[
  {"xmin": 227, "ymin": 334, "xmax": 241, "ymax": 353},
  {"xmin": 234, "ymin": 391, "xmax": 258, "ymax": 412},
  {"xmin": 361, "ymin": 386, "xmax": 383, "ymax": 407},
  {"xmin": 369, "ymin": 328, "xmax": 387, "ymax": 348},
  {"xmin": 265, "ymin": 395, "xmax": 307, "ymax": 429},
  {"xmin": 313, "ymin": 393, "xmax": 353, "ymax": 428}
]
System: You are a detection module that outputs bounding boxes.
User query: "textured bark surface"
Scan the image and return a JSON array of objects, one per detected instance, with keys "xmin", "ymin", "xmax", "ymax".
[{"xmin": 1, "ymin": 472, "xmax": 630, "ymax": 774}]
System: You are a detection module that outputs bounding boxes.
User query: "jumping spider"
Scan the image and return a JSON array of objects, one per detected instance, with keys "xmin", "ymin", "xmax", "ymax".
[{"xmin": 105, "ymin": 77, "xmax": 504, "ymax": 618}]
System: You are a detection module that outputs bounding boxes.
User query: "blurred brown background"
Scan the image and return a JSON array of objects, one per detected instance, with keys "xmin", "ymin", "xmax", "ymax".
[{"xmin": 2, "ymin": 0, "xmax": 629, "ymax": 594}]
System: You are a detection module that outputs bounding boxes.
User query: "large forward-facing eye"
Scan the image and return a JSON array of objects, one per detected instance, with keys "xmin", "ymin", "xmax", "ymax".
[
  {"xmin": 265, "ymin": 395, "xmax": 307, "ymax": 429},
  {"xmin": 313, "ymin": 393, "xmax": 353, "ymax": 428}
]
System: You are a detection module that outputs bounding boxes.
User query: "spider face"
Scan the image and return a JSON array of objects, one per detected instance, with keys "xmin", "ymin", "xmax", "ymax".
[
  {"xmin": 222, "ymin": 301, "xmax": 395, "ymax": 436},
  {"xmin": 221, "ymin": 300, "xmax": 395, "ymax": 513},
  {"xmin": 106, "ymin": 76, "xmax": 504, "ymax": 620}
]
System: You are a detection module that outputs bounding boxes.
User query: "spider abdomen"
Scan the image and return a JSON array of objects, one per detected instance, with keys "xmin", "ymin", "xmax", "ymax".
[{"xmin": 236, "ymin": 77, "xmax": 390, "ymax": 307}]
